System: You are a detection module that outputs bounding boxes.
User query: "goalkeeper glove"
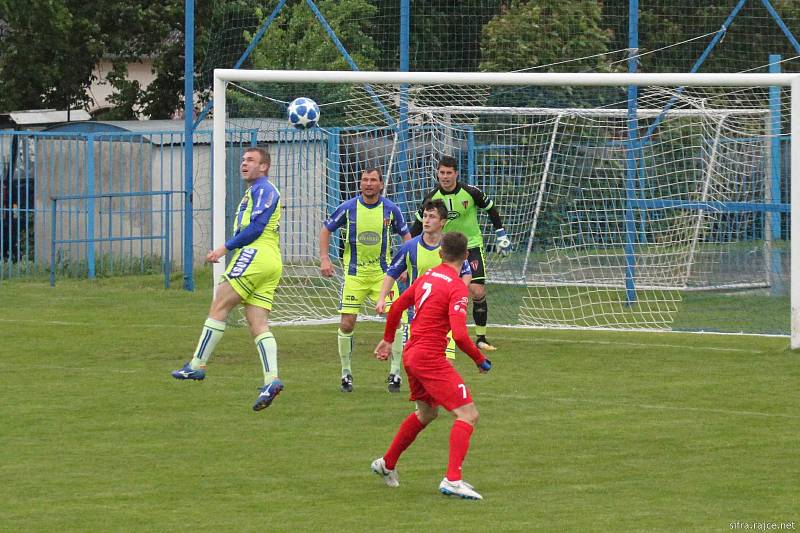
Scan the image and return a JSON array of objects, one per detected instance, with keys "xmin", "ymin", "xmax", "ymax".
[
  {"xmin": 478, "ymin": 359, "xmax": 492, "ymax": 372},
  {"xmin": 495, "ymin": 229, "xmax": 511, "ymax": 256}
]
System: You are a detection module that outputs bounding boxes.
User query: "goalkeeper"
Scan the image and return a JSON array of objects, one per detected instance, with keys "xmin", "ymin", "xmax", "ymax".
[
  {"xmin": 170, "ymin": 148, "xmax": 283, "ymax": 412},
  {"xmin": 410, "ymin": 156, "xmax": 511, "ymax": 351}
]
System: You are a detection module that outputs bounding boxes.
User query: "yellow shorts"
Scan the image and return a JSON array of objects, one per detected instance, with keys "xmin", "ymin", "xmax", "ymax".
[
  {"xmin": 339, "ymin": 271, "xmax": 398, "ymax": 315},
  {"xmin": 222, "ymin": 247, "xmax": 282, "ymax": 310}
]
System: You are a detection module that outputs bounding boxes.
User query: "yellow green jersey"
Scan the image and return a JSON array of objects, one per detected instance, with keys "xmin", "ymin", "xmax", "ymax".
[
  {"xmin": 225, "ymin": 176, "xmax": 281, "ymax": 255},
  {"xmin": 386, "ymin": 235, "xmax": 471, "ymax": 283},
  {"xmin": 324, "ymin": 195, "xmax": 410, "ymax": 276},
  {"xmin": 415, "ymin": 182, "xmax": 498, "ymax": 249}
]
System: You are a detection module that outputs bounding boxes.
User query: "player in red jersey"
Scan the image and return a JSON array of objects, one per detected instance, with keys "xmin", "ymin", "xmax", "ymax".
[{"xmin": 371, "ymin": 231, "xmax": 492, "ymax": 500}]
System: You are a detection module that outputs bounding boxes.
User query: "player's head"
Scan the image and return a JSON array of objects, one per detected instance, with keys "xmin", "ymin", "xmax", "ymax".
[
  {"xmin": 241, "ymin": 148, "xmax": 271, "ymax": 182},
  {"xmin": 422, "ymin": 199, "xmax": 448, "ymax": 235},
  {"xmin": 436, "ymin": 156, "xmax": 459, "ymax": 192},
  {"xmin": 440, "ymin": 231, "xmax": 468, "ymax": 263},
  {"xmin": 360, "ymin": 167, "xmax": 383, "ymax": 202}
]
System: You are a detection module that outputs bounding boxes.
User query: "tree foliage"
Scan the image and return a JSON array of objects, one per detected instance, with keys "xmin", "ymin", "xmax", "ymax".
[
  {"xmin": 479, "ymin": 0, "xmax": 614, "ymax": 73},
  {"xmin": 3, "ymin": 0, "xmax": 800, "ymax": 119}
]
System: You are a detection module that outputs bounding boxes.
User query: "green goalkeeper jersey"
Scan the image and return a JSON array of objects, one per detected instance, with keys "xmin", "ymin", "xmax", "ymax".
[{"xmin": 415, "ymin": 183, "xmax": 495, "ymax": 249}]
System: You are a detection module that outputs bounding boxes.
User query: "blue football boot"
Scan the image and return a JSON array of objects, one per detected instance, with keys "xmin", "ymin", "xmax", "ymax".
[
  {"xmin": 171, "ymin": 362, "xmax": 206, "ymax": 381},
  {"xmin": 252, "ymin": 379, "xmax": 284, "ymax": 411}
]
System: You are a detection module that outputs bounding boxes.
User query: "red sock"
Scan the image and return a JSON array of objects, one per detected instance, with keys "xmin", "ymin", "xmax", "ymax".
[
  {"xmin": 446, "ymin": 419, "xmax": 474, "ymax": 481},
  {"xmin": 384, "ymin": 413, "xmax": 426, "ymax": 470}
]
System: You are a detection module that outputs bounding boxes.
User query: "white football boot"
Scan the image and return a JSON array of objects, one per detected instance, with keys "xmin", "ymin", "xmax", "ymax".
[{"xmin": 371, "ymin": 457, "xmax": 399, "ymax": 488}]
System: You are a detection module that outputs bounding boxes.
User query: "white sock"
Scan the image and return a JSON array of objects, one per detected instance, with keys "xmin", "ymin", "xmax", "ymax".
[
  {"xmin": 255, "ymin": 331, "xmax": 278, "ymax": 385},
  {"xmin": 190, "ymin": 318, "xmax": 226, "ymax": 369}
]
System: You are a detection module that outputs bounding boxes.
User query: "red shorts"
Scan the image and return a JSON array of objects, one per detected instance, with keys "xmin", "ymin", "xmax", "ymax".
[{"xmin": 404, "ymin": 355, "xmax": 473, "ymax": 411}]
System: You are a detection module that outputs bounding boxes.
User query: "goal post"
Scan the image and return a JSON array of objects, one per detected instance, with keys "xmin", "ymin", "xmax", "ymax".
[{"xmin": 212, "ymin": 69, "xmax": 799, "ymax": 346}]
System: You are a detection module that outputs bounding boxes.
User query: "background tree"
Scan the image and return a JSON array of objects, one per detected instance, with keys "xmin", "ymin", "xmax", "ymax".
[{"xmin": 236, "ymin": 0, "xmax": 381, "ymax": 124}]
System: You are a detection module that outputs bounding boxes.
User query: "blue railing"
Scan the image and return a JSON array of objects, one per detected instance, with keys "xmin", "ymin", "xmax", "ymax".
[{"xmin": 49, "ymin": 190, "xmax": 180, "ymax": 288}]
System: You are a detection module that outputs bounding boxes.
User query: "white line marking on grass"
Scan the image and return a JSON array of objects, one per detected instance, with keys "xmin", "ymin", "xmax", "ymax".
[
  {"xmin": 499, "ymin": 335, "xmax": 766, "ymax": 354},
  {"xmin": 278, "ymin": 328, "xmax": 766, "ymax": 354},
  {"xmin": 0, "ymin": 320, "xmax": 768, "ymax": 354},
  {"xmin": 489, "ymin": 393, "xmax": 798, "ymax": 419}
]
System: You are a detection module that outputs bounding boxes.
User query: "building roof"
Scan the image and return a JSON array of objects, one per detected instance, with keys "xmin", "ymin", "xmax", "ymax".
[
  {"xmin": 2, "ymin": 109, "xmax": 92, "ymax": 127},
  {"xmin": 41, "ymin": 117, "xmax": 326, "ymax": 145}
]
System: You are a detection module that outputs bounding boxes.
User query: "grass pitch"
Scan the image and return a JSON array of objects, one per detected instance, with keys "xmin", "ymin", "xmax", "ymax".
[{"xmin": 0, "ymin": 275, "xmax": 797, "ymax": 532}]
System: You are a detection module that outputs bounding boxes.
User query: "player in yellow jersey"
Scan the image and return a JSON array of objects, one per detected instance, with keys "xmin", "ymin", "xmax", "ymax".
[
  {"xmin": 376, "ymin": 200, "xmax": 471, "ymax": 374},
  {"xmin": 319, "ymin": 168, "xmax": 411, "ymax": 392},
  {"xmin": 171, "ymin": 147, "xmax": 284, "ymax": 412},
  {"xmin": 410, "ymin": 156, "xmax": 511, "ymax": 351}
]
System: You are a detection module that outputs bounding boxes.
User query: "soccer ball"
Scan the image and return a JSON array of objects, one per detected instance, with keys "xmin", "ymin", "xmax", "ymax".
[{"xmin": 287, "ymin": 97, "xmax": 320, "ymax": 129}]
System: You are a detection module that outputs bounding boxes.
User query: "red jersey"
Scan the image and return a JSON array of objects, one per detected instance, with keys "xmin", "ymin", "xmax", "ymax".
[{"xmin": 384, "ymin": 263, "xmax": 486, "ymax": 367}]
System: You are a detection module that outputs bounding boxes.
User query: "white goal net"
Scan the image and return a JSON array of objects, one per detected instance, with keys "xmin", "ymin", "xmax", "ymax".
[{"xmin": 210, "ymin": 71, "xmax": 796, "ymax": 341}]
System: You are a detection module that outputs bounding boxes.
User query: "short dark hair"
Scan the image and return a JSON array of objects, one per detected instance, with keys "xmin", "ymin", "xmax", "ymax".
[
  {"xmin": 245, "ymin": 147, "xmax": 271, "ymax": 166},
  {"xmin": 363, "ymin": 167, "xmax": 383, "ymax": 180},
  {"xmin": 423, "ymin": 199, "xmax": 448, "ymax": 221},
  {"xmin": 437, "ymin": 156, "xmax": 458, "ymax": 171},
  {"xmin": 441, "ymin": 232, "xmax": 468, "ymax": 262}
]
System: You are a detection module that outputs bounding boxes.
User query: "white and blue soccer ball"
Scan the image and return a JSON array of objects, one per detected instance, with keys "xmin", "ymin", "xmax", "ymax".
[{"xmin": 287, "ymin": 97, "xmax": 320, "ymax": 129}]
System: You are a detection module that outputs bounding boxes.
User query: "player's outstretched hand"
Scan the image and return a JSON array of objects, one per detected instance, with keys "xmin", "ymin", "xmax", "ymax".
[
  {"xmin": 374, "ymin": 339, "xmax": 392, "ymax": 361},
  {"xmin": 375, "ymin": 300, "xmax": 387, "ymax": 314},
  {"xmin": 206, "ymin": 245, "xmax": 228, "ymax": 263},
  {"xmin": 478, "ymin": 358, "xmax": 492, "ymax": 373},
  {"xmin": 495, "ymin": 229, "xmax": 512, "ymax": 256},
  {"xmin": 320, "ymin": 256, "xmax": 334, "ymax": 277}
]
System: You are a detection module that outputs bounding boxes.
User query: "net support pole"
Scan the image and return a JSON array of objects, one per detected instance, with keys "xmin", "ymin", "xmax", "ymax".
[
  {"xmin": 791, "ymin": 75, "xmax": 800, "ymax": 349},
  {"xmin": 769, "ymin": 54, "xmax": 784, "ymax": 295},
  {"xmin": 623, "ymin": 0, "xmax": 640, "ymax": 304},
  {"xmin": 394, "ymin": 0, "xmax": 412, "ymax": 215}
]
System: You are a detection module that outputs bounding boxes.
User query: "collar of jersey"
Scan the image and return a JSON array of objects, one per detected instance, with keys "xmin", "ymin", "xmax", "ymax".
[
  {"xmin": 248, "ymin": 175, "xmax": 270, "ymax": 186},
  {"xmin": 418, "ymin": 234, "xmax": 440, "ymax": 251},
  {"xmin": 358, "ymin": 195, "xmax": 383, "ymax": 208},
  {"xmin": 437, "ymin": 182, "xmax": 462, "ymax": 195}
]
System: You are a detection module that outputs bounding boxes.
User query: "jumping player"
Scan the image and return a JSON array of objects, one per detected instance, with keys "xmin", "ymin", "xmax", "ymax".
[{"xmin": 171, "ymin": 147, "xmax": 284, "ymax": 412}]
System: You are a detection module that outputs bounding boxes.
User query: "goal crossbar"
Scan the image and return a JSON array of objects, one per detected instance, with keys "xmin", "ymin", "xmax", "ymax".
[{"xmin": 211, "ymin": 69, "xmax": 800, "ymax": 348}]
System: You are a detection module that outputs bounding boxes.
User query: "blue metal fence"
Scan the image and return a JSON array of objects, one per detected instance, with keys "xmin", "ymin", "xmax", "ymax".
[{"xmin": 0, "ymin": 129, "xmax": 188, "ymax": 282}]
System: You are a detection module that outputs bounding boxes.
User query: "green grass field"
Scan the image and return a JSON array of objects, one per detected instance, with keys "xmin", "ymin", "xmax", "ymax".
[{"xmin": 1, "ymin": 276, "xmax": 798, "ymax": 532}]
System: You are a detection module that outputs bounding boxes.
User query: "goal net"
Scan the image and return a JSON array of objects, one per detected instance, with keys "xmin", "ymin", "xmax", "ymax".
[{"xmin": 211, "ymin": 71, "xmax": 794, "ymax": 338}]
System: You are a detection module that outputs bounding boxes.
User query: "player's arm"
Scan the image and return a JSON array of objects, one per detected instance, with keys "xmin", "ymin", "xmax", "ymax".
[
  {"xmin": 375, "ymin": 278, "xmax": 419, "ymax": 360},
  {"xmin": 221, "ymin": 184, "xmax": 280, "ymax": 253},
  {"xmin": 448, "ymin": 287, "xmax": 488, "ymax": 368},
  {"xmin": 460, "ymin": 259, "xmax": 472, "ymax": 286},
  {"xmin": 390, "ymin": 204, "xmax": 412, "ymax": 242},
  {"xmin": 375, "ymin": 275, "xmax": 397, "ymax": 315},
  {"xmin": 377, "ymin": 245, "xmax": 409, "ymax": 313},
  {"xmin": 319, "ymin": 202, "xmax": 347, "ymax": 277},
  {"xmin": 319, "ymin": 226, "xmax": 334, "ymax": 277},
  {"xmin": 383, "ymin": 278, "xmax": 418, "ymax": 340},
  {"xmin": 464, "ymin": 184, "xmax": 511, "ymax": 254}
]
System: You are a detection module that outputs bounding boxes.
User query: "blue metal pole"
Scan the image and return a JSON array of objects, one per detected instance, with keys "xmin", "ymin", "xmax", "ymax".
[
  {"xmin": 623, "ymin": 0, "xmax": 639, "ymax": 304},
  {"xmin": 193, "ymin": 0, "xmax": 289, "ymax": 128},
  {"xmin": 394, "ymin": 0, "xmax": 412, "ymax": 217},
  {"xmin": 769, "ymin": 55, "xmax": 783, "ymax": 241},
  {"xmin": 761, "ymin": 0, "xmax": 800, "ymax": 54},
  {"xmin": 165, "ymin": 193, "xmax": 172, "ymax": 289},
  {"xmin": 304, "ymin": 0, "xmax": 394, "ymax": 127},
  {"xmin": 183, "ymin": 0, "xmax": 195, "ymax": 290},
  {"xmin": 50, "ymin": 198, "xmax": 56, "ymax": 287},
  {"xmin": 87, "ymin": 133, "xmax": 96, "ymax": 280},
  {"xmin": 643, "ymin": 0, "xmax": 748, "ymax": 140},
  {"xmin": 769, "ymin": 54, "xmax": 784, "ymax": 294},
  {"xmin": 326, "ymin": 128, "xmax": 341, "ymax": 259}
]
